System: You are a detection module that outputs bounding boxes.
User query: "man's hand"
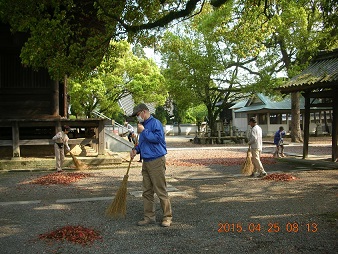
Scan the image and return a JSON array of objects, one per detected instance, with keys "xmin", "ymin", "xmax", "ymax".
[
  {"xmin": 130, "ymin": 149, "xmax": 137, "ymax": 159},
  {"xmin": 137, "ymin": 123, "xmax": 144, "ymax": 134}
]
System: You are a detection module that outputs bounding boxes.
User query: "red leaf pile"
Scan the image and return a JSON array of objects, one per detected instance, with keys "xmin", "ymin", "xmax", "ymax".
[
  {"xmin": 261, "ymin": 173, "xmax": 297, "ymax": 181},
  {"xmin": 39, "ymin": 225, "xmax": 102, "ymax": 245},
  {"xmin": 29, "ymin": 173, "xmax": 91, "ymax": 185}
]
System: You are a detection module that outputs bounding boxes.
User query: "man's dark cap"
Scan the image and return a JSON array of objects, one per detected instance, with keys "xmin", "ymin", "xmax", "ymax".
[
  {"xmin": 63, "ymin": 125, "xmax": 71, "ymax": 131},
  {"xmin": 131, "ymin": 103, "xmax": 149, "ymax": 117},
  {"xmin": 249, "ymin": 117, "xmax": 257, "ymax": 123}
]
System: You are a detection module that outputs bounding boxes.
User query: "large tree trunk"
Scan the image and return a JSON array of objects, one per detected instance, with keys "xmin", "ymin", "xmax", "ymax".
[{"xmin": 290, "ymin": 92, "xmax": 303, "ymax": 142}]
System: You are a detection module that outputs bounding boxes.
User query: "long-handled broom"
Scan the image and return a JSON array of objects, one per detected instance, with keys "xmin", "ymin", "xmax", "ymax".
[
  {"xmin": 241, "ymin": 146, "xmax": 254, "ymax": 175},
  {"xmin": 106, "ymin": 159, "xmax": 132, "ymax": 218},
  {"xmin": 70, "ymin": 152, "xmax": 88, "ymax": 170}
]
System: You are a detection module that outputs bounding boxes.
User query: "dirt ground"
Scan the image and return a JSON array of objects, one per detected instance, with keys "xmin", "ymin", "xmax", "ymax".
[{"xmin": 0, "ymin": 135, "xmax": 337, "ymax": 253}]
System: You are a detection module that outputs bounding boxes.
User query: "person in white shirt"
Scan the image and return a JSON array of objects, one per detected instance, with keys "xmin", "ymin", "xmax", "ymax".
[
  {"xmin": 124, "ymin": 121, "xmax": 135, "ymax": 144},
  {"xmin": 52, "ymin": 125, "xmax": 71, "ymax": 172},
  {"xmin": 247, "ymin": 117, "xmax": 267, "ymax": 177}
]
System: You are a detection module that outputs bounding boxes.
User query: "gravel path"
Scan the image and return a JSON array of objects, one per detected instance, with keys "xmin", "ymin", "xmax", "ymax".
[{"xmin": 0, "ymin": 136, "xmax": 337, "ymax": 253}]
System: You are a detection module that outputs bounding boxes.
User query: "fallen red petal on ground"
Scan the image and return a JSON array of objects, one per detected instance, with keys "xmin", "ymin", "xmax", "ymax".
[{"xmin": 29, "ymin": 173, "xmax": 92, "ymax": 185}]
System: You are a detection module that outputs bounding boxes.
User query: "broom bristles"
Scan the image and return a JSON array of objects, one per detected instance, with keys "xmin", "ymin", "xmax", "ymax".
[
  {"xmin": 106, "ymin": 159, "xmax": 132, "ymax": 218},
  {"xmin": 241, "ymin": 149, "xmax": 254, "ymax": 175},
  {"xmin": 105, "ymin": 174, "xmax": 129, "ymax": 218},
  {"xmin": 70, "ymin": 152, "xmax": 88, "ymax": 170}
]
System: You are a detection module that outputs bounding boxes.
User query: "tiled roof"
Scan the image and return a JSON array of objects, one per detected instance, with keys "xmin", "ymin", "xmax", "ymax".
[
  {"xmin": 118, "ymin": 94, "xmax": 156, "ymax": 116},
  {"xmin": 229, "ymin": 100, "xmax": 247, "ymax": 109},
  {"xmin": 232, "ymin": 93, "xmax": 305, "ymax": 113},
  {"xmin": 280, "ymin": 49, "xmax": 338, "ymax": 92}
]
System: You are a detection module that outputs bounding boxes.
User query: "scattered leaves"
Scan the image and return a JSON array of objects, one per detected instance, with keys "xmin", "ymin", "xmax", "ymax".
[
  {"xmin": 29, "ymin": 173, "xmax": 92, "ymax": 185},
  {"xmin": 261, "ymin": 173, "xmax": 297, "ymax": 181},
  {"xmin": 39, "ymin": 225, "xmax": 102, "ymax": 245},
  {"xmin": 166, "ymin": 150, "xmax": 276, "ymax": 167}
]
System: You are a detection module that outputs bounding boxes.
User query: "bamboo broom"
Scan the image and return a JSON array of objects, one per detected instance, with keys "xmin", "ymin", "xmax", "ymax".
[
  {"xmin": 241, "ymin": 146, "xmax": 254, "ymax": 175},
  {"xmin": 70, "ymin": 152, "xmax": 88, "ymax": 170},
  {"xmin": 106, "ymin": 159, "xmax": 132, "ymax": 218}
]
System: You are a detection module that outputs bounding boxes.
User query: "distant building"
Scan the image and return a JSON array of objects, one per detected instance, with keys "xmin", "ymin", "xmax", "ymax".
[{"xmin": 230, "ymin": 93, "xmax": 332, "ymax": 136}]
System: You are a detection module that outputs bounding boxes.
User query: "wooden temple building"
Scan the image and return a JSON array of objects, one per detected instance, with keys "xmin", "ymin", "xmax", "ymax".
[
  {"xmin": 0, "ymin": 23, "xmax": 106, "ymax": 158},
  {"xmin": 279, "ymin": 49, "xmax": 338, "ymax": 162}
]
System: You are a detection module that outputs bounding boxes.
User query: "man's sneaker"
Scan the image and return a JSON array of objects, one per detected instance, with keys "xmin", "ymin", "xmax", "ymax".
[
  {"xmin": 137, "ymin": 218, "xmax": 156, "ymax": 226},
  {"xmin": 161, "ymin": 220, "xmax": 172, "ymax": 227},
  {"xmin": 257, "ymin": 172, "xmax": 267, "ymax": 178}
]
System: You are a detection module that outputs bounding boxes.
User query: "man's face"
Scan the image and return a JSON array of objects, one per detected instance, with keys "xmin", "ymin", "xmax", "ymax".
[
  {"xmin": 137, "ymin": 110, "xmax": 146, "ymax": 119},
  {"xmin": 249, "ymin": 121, "xmax": 254, "ymax": 127},
  {"xmin": 136, "ymin": 110, "xmax": 145, "ymax": 122}
]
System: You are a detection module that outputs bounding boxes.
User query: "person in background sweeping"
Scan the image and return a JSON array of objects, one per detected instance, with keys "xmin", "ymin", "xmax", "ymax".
[
  {"xmin": 124, "ymin": 121, "xmax": 136, "ymax": 144},
  {"xmin": 247, "ymin": 117, "xmax": 267, "ymax": 177},
  {"xmin": 273, "ymin": 126, "xmax": 286, "ymax": 158},
  {"xmin": 52, "ymin": 125, "xmax": 71, "ymax": 172},
  {"xmin": 130, "ymin": 103, "xmax": 173, "ymax": 227}
]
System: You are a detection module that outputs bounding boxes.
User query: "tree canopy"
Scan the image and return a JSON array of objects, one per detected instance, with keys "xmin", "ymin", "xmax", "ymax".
[
  {"xmin": 1, "ymin": 0, "xmax": 337, "ymax": 133},
  {"xmin": 159, "ymin": 3, "xmax": 254, "ymax": 132},
  {"xmin": 0, "ymin": 0, "xmax": 234, "ymax": 80},
  {"xmin": 225, "ymin": 0, "xmax": 338, "ymax": 141},
  {"xmin": 158, "ymin": 0, "xmax": 337, "ymax": 134},
  {"xmin": 68, "ymin": 40, "xmax": 167, "ymax": 118}
]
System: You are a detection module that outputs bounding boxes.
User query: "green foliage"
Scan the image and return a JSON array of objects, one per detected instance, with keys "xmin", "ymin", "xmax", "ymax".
[
  {"xmin": 154, "ymin": 106, "xmax": 169, "ymax": 125},
  {"xmin": 0, "ymin": 0, "xmax": 215, "ymax": 80},
  {"xmin": 1, "ymin": 0, "xmax": 336, "ymax": 131},
  {"xmin": 68, "ymin": 40, "xmax": 167, "ymax": 118},
  {"xmin": 159, "ymin": 2, "xmax": 259, "ymax": 131},
  {"xmin": 185, "ymin": 104, "xmax": 208, "ymax": 124}
]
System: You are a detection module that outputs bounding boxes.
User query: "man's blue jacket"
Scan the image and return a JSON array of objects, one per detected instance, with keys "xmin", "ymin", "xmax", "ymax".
[{"xmin": 134, "ymin": 115, "xmax": 167, "ymax": 162}]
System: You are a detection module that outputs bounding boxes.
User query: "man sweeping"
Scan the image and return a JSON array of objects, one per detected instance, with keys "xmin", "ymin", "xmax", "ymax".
[
  {"xmin": 130, "ymin": 103, "xmax": 173, "ymax": 227},
  {"xmin": 273, "ymin": 126, "xmax": 286, "ymax": 158},
  {"xmin": 52, "ymin": 125, "xmax": 71, "ymax": 172},
  {"xmin": 247, "ymin": 117, "xmax": 267, "ymax": 177}
]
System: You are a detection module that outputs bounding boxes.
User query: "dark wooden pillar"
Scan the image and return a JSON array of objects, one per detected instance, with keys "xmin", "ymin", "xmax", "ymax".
[
  {"xmin": 303, "ymin": 92, "xmax": 310, "ymax": 159},
  {"xmin": 12, "ymin": 121, "xmax": 20, "ymax": 157},
  {"xmin": 52, "ymin": 80, "xmax": 59, "ymax": 116},
  {"xmin": 55, "ymin": 121, "xmax": 61, "ymax": 134},
  {"xmin": 63, "ymin": 76, "xmax": 68, "ymax": 118},
  {"xmin": 332, "ymin": 90, "xmax": 338, "ymax": 162}
]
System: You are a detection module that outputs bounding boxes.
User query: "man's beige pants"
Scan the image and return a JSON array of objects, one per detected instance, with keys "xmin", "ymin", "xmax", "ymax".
[
  {"xmin": 251, "ymin": 148, "xmax": 266, "ymax": 174},
  {"xmin": 54, "ymin": 144, "xmax": 65, "ymax": 171},
  {"xmin": 142, "ymin": 156, "xmax": 172, "ymax": 222}
]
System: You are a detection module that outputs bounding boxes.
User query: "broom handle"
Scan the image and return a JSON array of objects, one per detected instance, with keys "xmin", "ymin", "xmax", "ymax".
[{"xmin": 125, "ymin": 159, "xmax": 133, "ymax": 175}]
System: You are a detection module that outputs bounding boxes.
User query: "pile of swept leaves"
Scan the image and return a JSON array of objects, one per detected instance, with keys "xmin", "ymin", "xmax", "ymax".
[
  {"xmin": 29, "ymin": 172, "xmax": 91, "ymax": 185},
  {"xmin": 39, "ymin": 225, "xmax": 102, "ymax": 245},
  {"xmin": 262, "ymin": 173, "xmax": 297, "ymax": 181}
]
